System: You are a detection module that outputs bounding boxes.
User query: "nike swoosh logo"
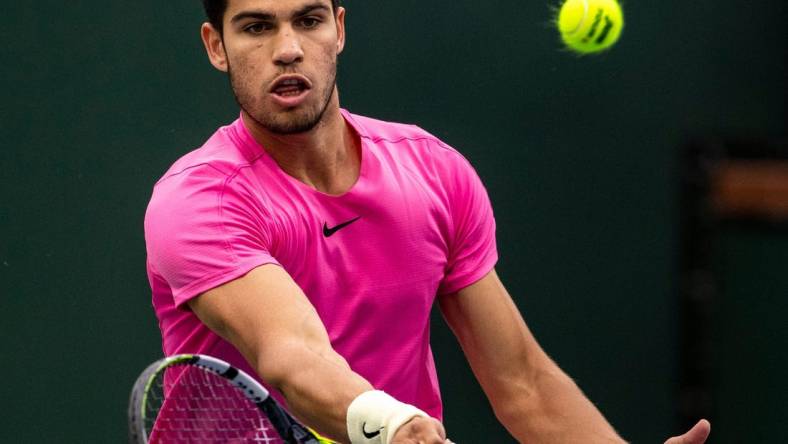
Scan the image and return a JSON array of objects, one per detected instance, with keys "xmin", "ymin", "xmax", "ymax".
[
  {"xmin": 362, "ymin": 422, "xmax": 384, "ymax": 439},
  {"xmin": 323, "ymin": 216, "xmax": 361, "ymax": 237}
]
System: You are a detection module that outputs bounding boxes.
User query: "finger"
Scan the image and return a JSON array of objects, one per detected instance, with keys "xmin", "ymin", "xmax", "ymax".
[
  {"xmin": 390, "ymin": 417, "xmax": 446, "ymax": 444},
  {"xmin": 424, "ymin": 418, "xmax": 447, "ymax": 444},
  {"xmin": 664, "ymin": 419, "xmax": 711, "ymax": 444}
]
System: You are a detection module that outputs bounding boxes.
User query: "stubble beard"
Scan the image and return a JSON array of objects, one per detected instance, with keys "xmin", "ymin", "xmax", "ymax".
[{"xmin": 228, "ymin": 62, "xmax": 338, "ymax": 136}]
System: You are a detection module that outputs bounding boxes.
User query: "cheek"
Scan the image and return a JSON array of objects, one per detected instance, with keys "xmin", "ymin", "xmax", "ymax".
[
  {"xmin": 234, "ymin": 55, "xmax": 260, "ymax": 77},
  {"xmin": 315, "ymin": 48, "xmax": 338, "ymax": 77},
  {"xmin": 232, "ymin": 57, "xmax": 268, "ymax": 91}
]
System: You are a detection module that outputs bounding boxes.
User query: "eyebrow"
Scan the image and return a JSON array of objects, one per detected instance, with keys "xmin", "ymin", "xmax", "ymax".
[
  {"xmin": 230, "ymin": 2, "xmax": 331, "ymax": 24},
  {"xmin": 292, "ymin": 3, "xmax": 331, "ymax": 18}
]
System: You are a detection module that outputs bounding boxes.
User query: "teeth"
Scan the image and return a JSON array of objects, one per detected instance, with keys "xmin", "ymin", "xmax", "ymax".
[{"xmin": 272, "ymin": 77, "xmax": 308, "ymax": 97}]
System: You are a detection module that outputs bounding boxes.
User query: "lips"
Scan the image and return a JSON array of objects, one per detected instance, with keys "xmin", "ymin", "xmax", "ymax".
[
  {"xmin": 269, "ymin": 75, "xmax": 312, "ymax": 108},
  {"xmin": 270, "ymin": 75, "xmax": 311, "ymax": 95}
]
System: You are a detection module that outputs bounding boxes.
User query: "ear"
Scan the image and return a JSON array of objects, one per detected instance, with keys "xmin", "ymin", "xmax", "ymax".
[
  {"xmin": 335, "ymin": 7, "xmax": 346, "ymax": 55},
  {"xmin": 201, "ymin": 22, "xmax": 229, "ymax": 72}
]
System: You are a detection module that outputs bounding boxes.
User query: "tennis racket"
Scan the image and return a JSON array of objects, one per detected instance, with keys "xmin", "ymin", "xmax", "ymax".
[{"xmin": 128, "ymin": 354, "xmax": 333, "ymax": 444}]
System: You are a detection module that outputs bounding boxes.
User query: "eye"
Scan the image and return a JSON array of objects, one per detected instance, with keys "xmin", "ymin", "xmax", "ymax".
[
  {"xmin": 244, "ymin": 22, "xmax": 272, "ymax": 34},
  {"xmin": 299, "ymin": 17, "xmax": 321, "ymax": 29}
]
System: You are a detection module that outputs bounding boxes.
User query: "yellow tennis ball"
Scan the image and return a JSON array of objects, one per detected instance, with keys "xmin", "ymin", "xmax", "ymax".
[{"xmin": 557, "ymin": 0, "xmax": 624, "ymax": 54}]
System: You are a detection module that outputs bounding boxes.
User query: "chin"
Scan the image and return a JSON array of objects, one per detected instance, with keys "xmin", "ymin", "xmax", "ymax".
[
  {"xmin": 262, "ymin": 112, "xmax": 323, "ymax": 135},
  {"xmin": 256, "ymin": 100, "xmax": 330, "ymax": 135}
]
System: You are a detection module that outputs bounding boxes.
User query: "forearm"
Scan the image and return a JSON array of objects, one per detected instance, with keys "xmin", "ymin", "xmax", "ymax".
[
  {"xmin": 190, "ymin": 265, "xmax": 440, "ymax": 443},
  {"xmin": 189, "ymin": 266, "xmax": 372, "ymax": 443},
  {"xmin": 440, "ymin": 271, "xmax": 625, "ymax": 443},
  {"xmin": 489, "ymin": 362, "xmax": 624, "ymax": 443},
  {"xmin": 257, "ymin": 341, "xmax": 443, "ymax": 444},
  {"xmin": 256, "ymin": 340, "xmax": 373, "ymax": 443}
]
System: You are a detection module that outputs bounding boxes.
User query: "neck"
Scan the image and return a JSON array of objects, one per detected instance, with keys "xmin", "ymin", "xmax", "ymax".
[{"xmin": 242, "ymin": 96, "xmax": 361, "ymax": 196}]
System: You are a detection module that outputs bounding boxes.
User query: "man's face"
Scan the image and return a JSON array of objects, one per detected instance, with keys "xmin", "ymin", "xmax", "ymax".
[{"xmin": 204, "ymin": 0, "xmax": 345, "ymax": 134}]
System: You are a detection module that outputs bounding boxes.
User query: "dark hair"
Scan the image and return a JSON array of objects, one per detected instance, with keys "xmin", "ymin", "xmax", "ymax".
[{"xmin": 201, "ymin": 0, "xmax": 340, "ymax": 33}]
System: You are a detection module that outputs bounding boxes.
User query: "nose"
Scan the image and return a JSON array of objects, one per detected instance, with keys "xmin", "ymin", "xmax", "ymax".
[{"xmin": 273, "ymin": 27, "xmax": 304, "ymax": 66}]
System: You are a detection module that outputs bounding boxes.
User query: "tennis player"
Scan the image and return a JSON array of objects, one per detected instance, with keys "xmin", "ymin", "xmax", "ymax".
[{"xmin": 144, "ymin": 0, "xmax": 711, "ymax": 442}]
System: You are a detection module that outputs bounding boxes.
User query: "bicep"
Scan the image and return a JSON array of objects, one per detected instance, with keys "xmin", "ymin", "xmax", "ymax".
[
  {"xmin": 188, "ymin": 264, "xmax": 346, "ymax": 386},
  {"xmin": 438, "ymin": 269, "xmax": 551, "ymax": 392},
  {"xmin": 441, "ymin": 272, "xmax": 619, "ymax": 441}
]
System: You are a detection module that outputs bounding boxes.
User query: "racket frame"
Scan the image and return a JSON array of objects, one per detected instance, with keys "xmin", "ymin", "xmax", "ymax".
[{"xmin": 128, "ymin": 354, "xmax": 324, "ymax": 444}]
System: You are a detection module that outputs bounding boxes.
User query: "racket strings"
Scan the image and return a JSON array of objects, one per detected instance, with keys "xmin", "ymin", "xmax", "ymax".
[{"xmin": 145, "ymin": 364, "xmax": 283, "ymax": 443}]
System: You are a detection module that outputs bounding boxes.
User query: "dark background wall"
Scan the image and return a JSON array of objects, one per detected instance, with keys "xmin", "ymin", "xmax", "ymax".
[{"xmin": 1, "ymin": 1, "xmax": 785, "ymax": 442}]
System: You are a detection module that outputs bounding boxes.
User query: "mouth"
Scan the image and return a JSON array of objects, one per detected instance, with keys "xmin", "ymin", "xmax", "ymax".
[{"xmin": 269, "ymin": 75, "xmax": 312, "ymax": 98}]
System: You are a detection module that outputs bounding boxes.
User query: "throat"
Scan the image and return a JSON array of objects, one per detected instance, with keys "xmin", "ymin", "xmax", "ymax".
[
  {"xmin": 298, "ymin": 150, "xmax": 362, "ymax": 196},
  {"xmin": 243, "ymin": 108, "xmax": 362, "ymax": 195}
]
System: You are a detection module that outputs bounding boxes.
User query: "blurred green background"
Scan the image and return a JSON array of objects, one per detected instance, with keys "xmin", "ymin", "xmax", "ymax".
[{"xmin": 1, "ymin": 1, "xmax": 785, "ymax": 442}]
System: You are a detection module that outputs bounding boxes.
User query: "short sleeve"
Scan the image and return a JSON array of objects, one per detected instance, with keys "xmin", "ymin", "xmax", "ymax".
[
  {"xmin": 437, "ymin": 151, "xmax": 498, "ymax": 295},
  {"xmin": 144, "ymin": 165, "xmax": 279, "ymax": 307}
]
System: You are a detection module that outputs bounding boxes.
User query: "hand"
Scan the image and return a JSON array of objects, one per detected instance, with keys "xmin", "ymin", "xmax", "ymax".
[
  {"xmin": 391, "ymin": 416, "xmax": 449, "ymax": 443},
  {"xmin": 664, "ymin": 419, "xmax": 711, "ymax": 444}
]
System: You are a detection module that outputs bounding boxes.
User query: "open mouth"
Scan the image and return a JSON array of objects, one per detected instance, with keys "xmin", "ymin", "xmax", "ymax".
[{"xmin": 270, "ymin": 75, "xmax": 311, "ymax": 97}]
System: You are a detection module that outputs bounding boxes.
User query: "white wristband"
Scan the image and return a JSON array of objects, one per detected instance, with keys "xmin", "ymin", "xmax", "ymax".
[{"xmin": 346, "ymin": 390, "xmax": 428, "ymax": 444}]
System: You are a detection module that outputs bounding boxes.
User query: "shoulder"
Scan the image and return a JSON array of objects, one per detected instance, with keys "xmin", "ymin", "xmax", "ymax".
[
  {"xmin": 150, "ymin": 121, "xmax": 264, "ymax": 203},
  {"xmin": 146, "ymin": 122, "xmax": 263, "ymax": 227},
  {"xmin": 344, "ymin": 111, "xmax": 471, "ymax": 171},
  {"xmin": 156, "ymin": 123, "xmax": 259, "ymax": 187}
]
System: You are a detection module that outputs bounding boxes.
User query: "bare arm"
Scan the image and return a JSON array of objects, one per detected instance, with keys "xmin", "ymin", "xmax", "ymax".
[
  {"xmin": 189, "ymin": 264, "xmax": 371, "ymax": 441},
  {"xmin": 439, "ymin": 269, "xmax": 710, "ymax": 443},
  {"xmin": 189, "ymin": 264, "xmax": 447, "ymax": 443},
  {"xmin": 438, "ymin": 269, "xmax": 624, "ymax": 443}
]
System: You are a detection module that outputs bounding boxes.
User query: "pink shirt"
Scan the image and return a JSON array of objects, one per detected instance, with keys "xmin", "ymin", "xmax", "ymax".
[{"xmin": 144, "ymin": 110, "xmax": 497, "ymax": 419}]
